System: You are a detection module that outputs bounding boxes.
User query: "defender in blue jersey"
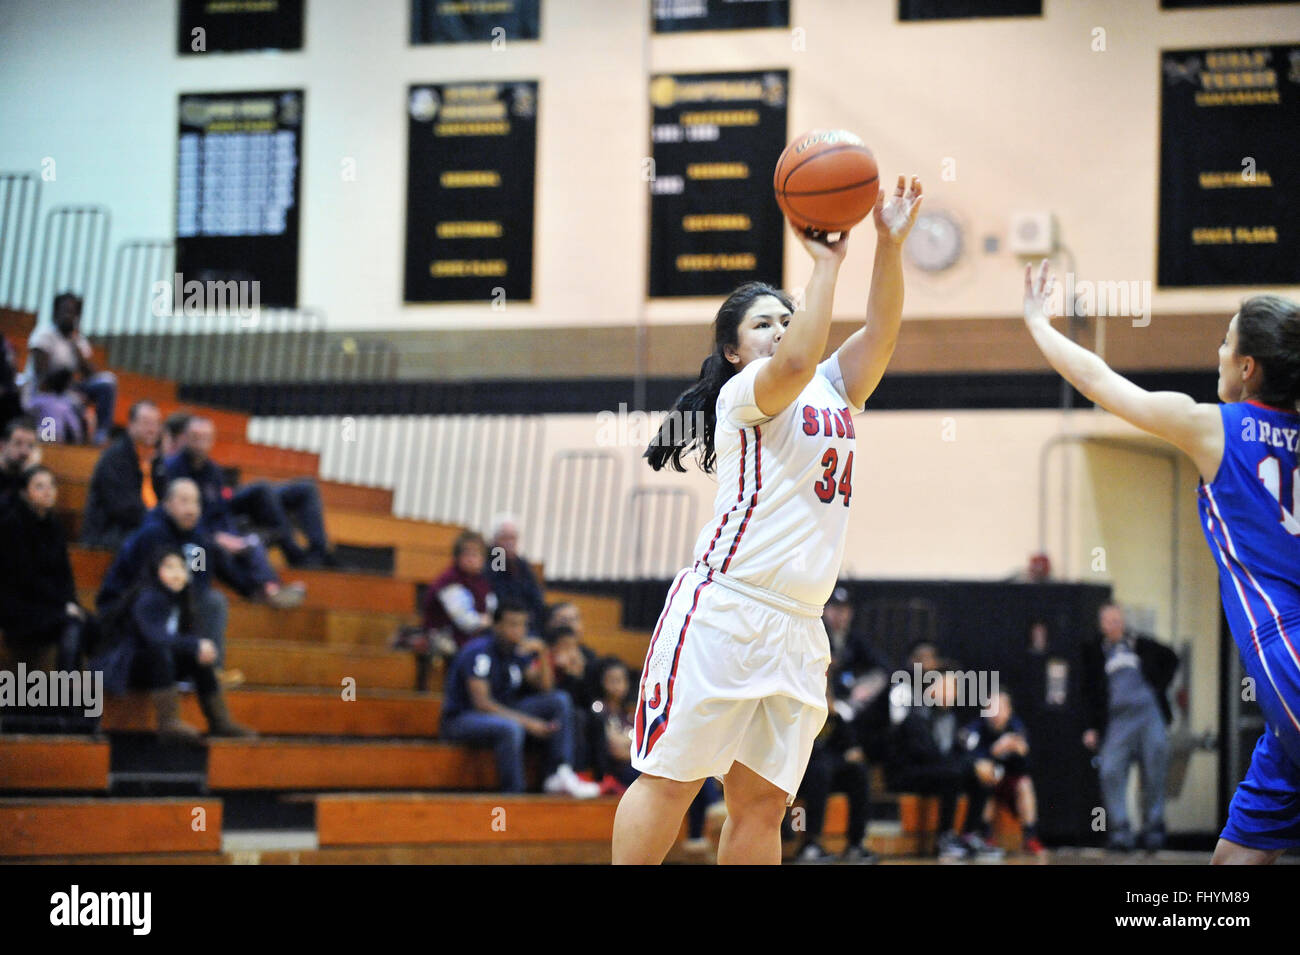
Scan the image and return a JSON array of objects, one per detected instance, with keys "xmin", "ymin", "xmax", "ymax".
[{"xmin": 1023, "ymin": 260, "xmax": 1300, "ymax": 864}]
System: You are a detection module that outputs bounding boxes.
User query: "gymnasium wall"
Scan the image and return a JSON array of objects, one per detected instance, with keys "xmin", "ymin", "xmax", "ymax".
[{"xmin": 2, "ymin": 0, "xmax": 1298, "ymax": 339}]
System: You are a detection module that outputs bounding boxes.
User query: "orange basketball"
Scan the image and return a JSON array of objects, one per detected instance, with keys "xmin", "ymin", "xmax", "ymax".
[{"xmin": 773, "ymin": 129, "xmax": 879, "ymax": 234}]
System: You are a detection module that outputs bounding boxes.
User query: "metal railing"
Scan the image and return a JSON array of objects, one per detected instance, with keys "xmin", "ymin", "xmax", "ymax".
[
  {"xmin": 33, "ymin": 205, "xmax": 111, "ymax": 329},
  {"xmin": 621, "ymin": 487, "xmax": 696, "ymax": 579},
  {"xmin": 0, "ymin": 173, "xmax": 42, "ymax": 312}
]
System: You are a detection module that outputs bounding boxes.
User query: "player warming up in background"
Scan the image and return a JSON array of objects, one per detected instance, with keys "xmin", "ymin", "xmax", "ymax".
[
  {"xmin": 611, "ymin": 176, "xmax": 923, "ymax": 865},
  {"xmin": 1023, "ymin": 261, "xmax": 1300, "ymax": 864}
]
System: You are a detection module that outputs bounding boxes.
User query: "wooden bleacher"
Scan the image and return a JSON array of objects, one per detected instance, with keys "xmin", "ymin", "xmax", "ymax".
[{"xmin": 1, "ymin": 305, "xmax": 671, "ymax": 863}]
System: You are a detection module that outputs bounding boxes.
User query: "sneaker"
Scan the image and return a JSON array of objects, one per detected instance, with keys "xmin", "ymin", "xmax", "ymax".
[
  {"xmin": 1024, "ymin": 836, "xmax": 1047, "ymax": 857},
  {"xmin": 543, "ymin": 764, "xmax": 601, "ymax": 799},
  {"xmin": 962, "ymin": 833, "xmax": 1006, "ymax": 861},
  {"xmin": 937, "ymin": 832, "xmax": 968, "ymax": 860},
  {"xmin": 217, "ymin": 668, "xmax": 246, "ymax": 689},
  {"xmin": 794, "ymin": 842, "xmax": 837, "ymax": 864},
  {"xmin": 265, "ymin": 582, "xmax": 307, "ymax": 610},
  {"xmin": 841, "ymin": 845, "xmax": 880, "ymax": 865},
  {"xmin": 1140, "ymin": 825, "xmax": 1166, "ymax": 853}
]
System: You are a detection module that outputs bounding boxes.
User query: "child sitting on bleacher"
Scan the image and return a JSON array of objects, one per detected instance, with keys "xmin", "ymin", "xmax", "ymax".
[
  {"xmin": 92, "ymin": 545, "xmax": 255, "ymax": 743},
  {"xmin": 589, "ymin": 657, "xmax": 637, "ymax": 795}
]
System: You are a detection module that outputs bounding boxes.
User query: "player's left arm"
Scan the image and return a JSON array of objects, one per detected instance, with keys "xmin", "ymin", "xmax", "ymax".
[
  {"xmin": 835, "ymin": 175, "xmax": 923, "ymax": 409},
  {"xmin": 1022, "ymin": 260, "xmax": 1225, "ymax": 481}
]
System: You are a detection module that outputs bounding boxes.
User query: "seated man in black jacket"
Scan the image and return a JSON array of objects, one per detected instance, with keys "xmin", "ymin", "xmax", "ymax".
[
  {"xmin": 488, "ymin": 515, "xmax": 547, "ymax": 635},
  {"xmin": 81, "ymin": 400, "xmax": 163, "ymax": 550},
  {"xmin": 155, "ymin": 417, "xmax": 305, "ymax": 609},
  {"xmin": 885, "ymin": 660, "xmax": 1003, "ymax": 860},
  {"xmin": 0, "ymin": 415, "xmax": 40, "ymax": 505},
  {"xmin": 1080, "ymin": 601, "xmax": 1179, "ymax": 852},
  {"xmin": 97, "ymin": 478, "xmax": 231, "ymax": 669},
  {"xmin": 824, "ymin": 587, "xmax": 893, "ymax": 759},
  {"xmin": 0, "ymin": 465, "xmax": 87, "ymax": 670}
]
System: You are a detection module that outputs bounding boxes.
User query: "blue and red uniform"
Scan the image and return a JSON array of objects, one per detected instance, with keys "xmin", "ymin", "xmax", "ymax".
[{"xmin": 1198, "ymin": 400, "xmax": 1300, "ymax": 850}]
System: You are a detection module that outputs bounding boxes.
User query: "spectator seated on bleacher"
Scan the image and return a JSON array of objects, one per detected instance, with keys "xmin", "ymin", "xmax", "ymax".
[
  {"xmin": 0, "ymin": 335, "xmax": 21, "ymax": 433},
  {"xmin": 486, "ymin": 514, "xmax": 546, "ymax": 635},
  {"xmin": 545, "ymin": 601, "xmax": 597, "ymax": 674},
  {"xmin": 156, "ymin": 416, "xmax": 305, "ymax": 609},
  {"xmin": 423, "ymin": 530, "xmax": 496, "ymax": 659},
  {"xmin": 228, "ymin": 475, "xmax": 338, "ymax": 568},
  {"xmin": 960, "ymin": 688, "xmax": 1045, "ymax": 857},
  {"xmin": 588, "ymin": 656, "xmax": 637, "ymax": 795},
  {"xmin": 791, "ymin": 677, "xmax": 880, "ymax": 866},
  {"xmin": 97, "ymin": 478, "xmax": 233, "ymax": 675},
  {"xmin": 92, "ymin": 545, "xmax": 255, "ymax": 743},
  {"xmin": 439, "ymin": 600, "xmax": 600, "ymax": 798},
  {"xmin": 26, "ymin": 368, "xmax": 85, "ymax": 443},
  {"xmin": 0, "ymin": 465, "xmax": 90, "ymax": 672},
  {"xmin": 547, "ymin": 624, "xmax": 595, "ymax": 773},
  {"xmin": 824, "ymin": 586, "xmax": 893, "ymax": 760},
  {"xmin": 159, "ymin": 411, "xmax": 189, "ymax": 459},
  {"xmin": 885, "ymin": 655, "xmax": 1004, "ymax": 861},
  {"xmin": 0, "ymin": 415, "xmax": 41, "ymax": 504},
  {"xmin": 25, "ymin": 292, "xmax": 116, "ymax": 445},
  {"xmin": 81, "ymin": 400, "xmax": 163, "ymax": 550}
]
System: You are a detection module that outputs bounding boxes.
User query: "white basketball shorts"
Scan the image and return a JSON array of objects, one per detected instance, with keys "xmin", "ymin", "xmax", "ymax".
[{"xmin": 630, "ymin": 562, "xmax": 832, "ymax": 803}]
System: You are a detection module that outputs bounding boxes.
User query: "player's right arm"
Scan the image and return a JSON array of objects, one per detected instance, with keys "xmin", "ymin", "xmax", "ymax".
[
  {"xmin": 753, "ymin": 227, "xmax": 848, "ymax": 416},
  {"xmin": 1023, "ymin": 260, "xmax": 1224, "ymax": 482}
]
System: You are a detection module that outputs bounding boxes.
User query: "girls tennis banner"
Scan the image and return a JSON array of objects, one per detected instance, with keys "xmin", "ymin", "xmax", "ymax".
[
  {"xmin": 1157, "ymin": 45, "xmax": 1300, "ymax": 287},
  {"xmin": 404, "ymin": 82, "xmax": 537, "ymax": 304},
  {"xmin": 648, "ymin": 70, "xmax": 788, "ymax": 298}
]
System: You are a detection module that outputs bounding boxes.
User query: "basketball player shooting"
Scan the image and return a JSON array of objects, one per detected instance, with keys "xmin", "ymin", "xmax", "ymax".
[
  {"xmin": 611, "ymin": 175, "xmax": 923, "ymax": 865},
  {"xmin": 1023, "ymin": 261, "xmax": 1300, "ymax": 864}
]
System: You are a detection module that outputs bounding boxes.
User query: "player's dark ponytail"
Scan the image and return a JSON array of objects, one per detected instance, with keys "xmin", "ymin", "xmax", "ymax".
[
  {"xmin": 1237, "ymin": 295, "xmax": 1300, "ymax": 410},
  {"xmin": 645, "ymin": 281, "xmax": 793, "ymax": 473}
]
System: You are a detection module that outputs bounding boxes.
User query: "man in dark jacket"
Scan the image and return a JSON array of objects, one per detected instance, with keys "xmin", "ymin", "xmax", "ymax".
[
  {"xmin": 97, "ymin": 478, "xmax": 230, "ymax": 666},
  {"xmin": 0, "ymin": 465, "xmax": 86, "ymax": 669},
  {"xmin": 0, "ymin": 416, "xmax": 40, "ymax": 504},
  {"xmin": 487, "ymin": 516, "xmax": 547, "ymax": 635},
  {"xmin": 81, "ymin": 400, "xmax": 162, "ymax": 549},
  {"xmin": 1080, "ymin": 601, "xmax": 1179, "ymax": 852},
  {"xmin": 155, "ymin": 416, "xmax": 304, "ymax": 609},
  {"xmin": 823, "ymin": 586, "xmax": 893, "ymax": 759}
]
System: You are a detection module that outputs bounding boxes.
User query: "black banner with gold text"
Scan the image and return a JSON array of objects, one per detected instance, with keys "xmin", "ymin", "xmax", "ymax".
[
  {"xmin": 1157, "ymin": 45, "xmax": 1300, "ymax": 287},
  {"xmin": 178, "ymin": 0, "xmax": 304, "ymax": 54},
  {"xmin": 404, "ymin": 82, "xmax": 537, "ymax": 303},
  {"xmin": 410, "ymin": 0, "xmax": 540, "ymax": 44},
  {"xmin": 652, "ymin": 0, "xmax": 788, "ymax": 32},
  {"xmin": 648, "ymin": 70, "xmax": 787, "ymax": 298}
]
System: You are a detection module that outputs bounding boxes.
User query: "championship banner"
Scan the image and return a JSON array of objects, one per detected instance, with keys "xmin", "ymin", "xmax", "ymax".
[
  {"xmin": 178, "ymin": 0, "xmax": 304, "ymax": 54},
  {"xmin": 410, "ymin": 0, "xmax": 540, "ymax": 44},
  {"xmin": 1157, "ymin": 45, "xmax": 1300, "ymax": 287},
  {"xmin": 652, "ymin": 0, "xmax": 788, "ymax": 32},
  {"xmin": 648, "ymin": 70, "xmax": 787, "ymax": 299},
  {"xmin": 404, "ymin": 82, "xmax": 537, "ymax": 304},
  {"xmin": 175, "ymin": 90, "xmax": 303, "ymax": 308}
]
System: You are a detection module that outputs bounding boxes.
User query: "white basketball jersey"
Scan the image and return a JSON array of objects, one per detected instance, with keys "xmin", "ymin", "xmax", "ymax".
[{"xmin": 691, "ymin": 348, "xmax": 863, "ymax": 607}]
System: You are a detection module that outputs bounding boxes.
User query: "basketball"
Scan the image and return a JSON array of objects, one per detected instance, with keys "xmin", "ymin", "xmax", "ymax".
[{"xmin": 773, "ymin": 129, "xmax": 879, "ymax": 234}]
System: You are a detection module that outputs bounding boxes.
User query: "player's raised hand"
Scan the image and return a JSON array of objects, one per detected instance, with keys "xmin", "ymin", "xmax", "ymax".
[
  {"xmin": 874, "ymin": 174, "xmax": 923, "ymax": 245},
  {"xmin": 1023, "ymin": 258, "xmax": 1058, "ymax": 327},
  {"xmin": 792, "ymin": 220, "xmax": 850, "ymax": 264}
]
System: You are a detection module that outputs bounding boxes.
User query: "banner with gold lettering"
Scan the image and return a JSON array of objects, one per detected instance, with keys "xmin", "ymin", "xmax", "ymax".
[
  {"xmin": 1157, "ymin": 45, "xmax": 1300, "ymax": 287},
  {"xmin": 653, "ymin": 0, "xmax": 788, "ymax": 32},
  {"xmin": 648, "ymin": 70, "xmax": 787, "ymax": 298},
  {"xmin": 176, "ymin": 90, "xmax": 303, "ymax": 307},
  {"xmin": 410, "ymin": 0, "xmax": 540, "ymax": 44},
  {"xmin": 404, "ymin": 82, "xmax": 536, "ymax": 303},
  {"xmin": 178, "ymin": 0, "xmax": 304, "ymax": 54}
]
